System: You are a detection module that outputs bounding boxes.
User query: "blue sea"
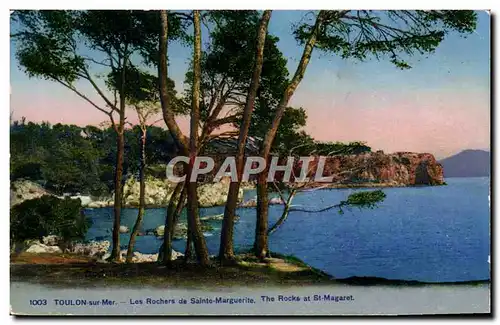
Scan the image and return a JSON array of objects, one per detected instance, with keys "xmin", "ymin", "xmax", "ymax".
[{"xmin": 84, "ymin": 177, "xmax": 490, "ymax": 283}]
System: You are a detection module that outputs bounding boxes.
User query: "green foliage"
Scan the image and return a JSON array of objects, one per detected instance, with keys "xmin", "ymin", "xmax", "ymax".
[
  {"xmin": 208, "ymin": 10, "xmax": 289, "ymax": 95},
  {"xmin": 12, "ymin": 11, "xmax": 85, "ymax": 83},
  {"xmin": 11, "ymin": 161, "xmax": 44, "ymax": 180},
  {"xmin": 10, "ymin": 195, "xmax": 90, "ymax": 243},
  {"xmin": 106, "ymin": 65, "xmax": 189, "ymax": 115},
  {"xmin": 199, "ymin": 11, "xmax": 307, "ymax": 152},
  {"xmin": 182, "ymin": 10, "xmax": 292, "ymax": 139},
  {"xmin": 313, "ymin": 141, "xmax": 371, "ymax": 155},
  {"xmin": 294, "ymin": 10, "xmax": 477, "ymax": 69},
  {"xmin": 283, "ymin": 139, "xmax": 372, "ymax": 157},
  {"xmin": 11, "ymin": 10, "xmax": 186, "ymax": 108},
  {"xmin": 11, "ymin": 10, "xmax": 189, "ymax": 198},
  {"xmin": 10, "ymin": 121, "xmax": 179, "ymax": 195},
  {"xmin": 10, "ymin": 121, "xmax": 104, "ymax": 195},
  {"xmin": 338, "ymin": 190, "xmax": 386, "ymax": 214},
  {"xmin": 268, "ymin": 107, "xmax": 311, "ymax": 154}
]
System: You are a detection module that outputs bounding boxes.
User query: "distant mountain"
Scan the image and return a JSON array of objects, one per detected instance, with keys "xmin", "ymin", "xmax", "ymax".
[{"xmin": 439, "ymin": 150, "xmax": 490, "ymax": 178}]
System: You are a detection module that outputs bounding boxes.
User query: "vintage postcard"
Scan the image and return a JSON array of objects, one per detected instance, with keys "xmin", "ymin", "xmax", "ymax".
[{"xmin": 9, "ymin": 9, "xmax": 490, "ymax": 316}]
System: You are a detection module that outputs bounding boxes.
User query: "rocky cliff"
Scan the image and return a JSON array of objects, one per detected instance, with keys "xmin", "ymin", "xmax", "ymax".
[
  {"xmin": 290, "ymin": 151, "xmax": 445, "ymax": 187},
  {"xmin": 120, "ymin": 175, "xmax": 244, "ymax": 208},
  {"xmin": 10, "ymin": 177, "xmax": 245, "ymax": 209},
  {"xmin": 10, "ymin": 180, "xmax": 51, "ymax": 207},
  {"xmin": 10, "ymin": 151, "xmax": 444, "ymax": 208}
]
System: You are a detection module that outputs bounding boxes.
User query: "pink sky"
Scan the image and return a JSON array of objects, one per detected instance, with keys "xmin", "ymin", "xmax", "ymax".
[
  {"xmin": 298, "ymin": 89, "xmax": 490, "ymax": 159},
  {"xmin": 10, "ymin": 82, "xmax": 490, "ymax": 160},
  {"xmin": 10, "ymin": 10, "xmax": 490, "ymax": 160}
]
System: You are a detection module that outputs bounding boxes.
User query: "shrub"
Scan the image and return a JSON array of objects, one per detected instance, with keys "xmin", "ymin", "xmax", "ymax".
[
  {"xmin": 10, "ymin": 195, "xmax": 91, "ymax": 244},
  {"xmin": 11, "ymin": 161, "xmax": 44, "ymax": 180}
]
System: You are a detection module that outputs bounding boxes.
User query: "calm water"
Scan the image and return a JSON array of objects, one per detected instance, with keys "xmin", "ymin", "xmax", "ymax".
[{"xmin": 84, "ymin": 177, "xmax": 490, "ymax": 282}]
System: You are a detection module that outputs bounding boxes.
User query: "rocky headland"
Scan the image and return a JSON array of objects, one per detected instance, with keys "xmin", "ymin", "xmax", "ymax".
[
  {"xmin": 15, "ymin": 236, "xmax": 184, "ymax": 263},
  {"xmin": 10, "ymin": 176, "xmax": 246, "ymax": 209},
  {"xmin": 10, "ymin": 151, "xmax": 444, "ymax": 209},
  {"xmin": 287, "ymin": 151, "xmax": 445, "ymax": 188},
  {"xmin": 9, "ymin": 151, "xmax": 445, "ymax": 264}
]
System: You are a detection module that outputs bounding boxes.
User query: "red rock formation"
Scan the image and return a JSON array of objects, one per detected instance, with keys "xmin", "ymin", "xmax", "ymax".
[
  {"xmin": 290, "ymin": 151, "xmax": 445, "ymax": 187},
  {"xmin": 179, "ymin": 151, "xmax": 445, "ymax": 188}
]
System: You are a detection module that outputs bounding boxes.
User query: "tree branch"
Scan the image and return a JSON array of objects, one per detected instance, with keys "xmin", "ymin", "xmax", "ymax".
[
  {"xmin": 83, "ymin": 56, "xmax": 112, "ymax": 68},
  {"xmin": 52, "ymin": 77, "xmax": 112, "ymax": 117},
  {"xmin": 81, "ymin": 67, "xmax": 119, "ymax": 112},
  {"xmin": 260, "ymin": 10, "xmax": 326, "ymax": 159},
  {"xmin": 210, "ymin": 113, "xmax": 241, "ymax": 128}
]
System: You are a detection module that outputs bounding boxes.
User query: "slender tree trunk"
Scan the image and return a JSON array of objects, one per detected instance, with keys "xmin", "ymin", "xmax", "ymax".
[
  {"xmin": 184, "ymin": 224, "xmax": 193, "ymax": 262},
  {"xmin": 109, "ymin": 47, "xmax": 130, "ymax": 263},
  {"xmin": 126, "ymin": 128, "xmax": 147, "ymax": 263},
  {"xmin": 254, "ymin": 170, "xmax": 270, "ymax": 260},
  {"xmin": 159, "ymin": 10, "xmax": 195, "ymax": 264},
  {"xmin": 268, "ymin": 188, "xmax": 296, "ymax": 235},
  {"xmin": 253, "ymin": 11, "xmax": 324, "ymax": 259},
  {"xmin": 173, "ymin": 191, "xmax": 187, "ymax": 226},
  {"xmin": 109, "ymin": 127, "xmax": 125, "ymax": 261},
  {"xmin": 186, "ymin": 174, "xmax": 209, "ymax": 265},
  {"xmin": 186, "ymin": 10, "xmax": 209, "ymax": 266},
  {"xmin": 170, "ymin": 187, "xmax": 187, "ymax": 261},
  {"xmin": 219, "ymin": 10, "xmax": 272, "ymax": 264},
  {"xmin": 162, "ymin": 181, "xmax": 184, "ymax": 265}
]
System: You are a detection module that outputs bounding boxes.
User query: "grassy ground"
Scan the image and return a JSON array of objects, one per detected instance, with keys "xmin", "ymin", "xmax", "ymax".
[
  {"xmin": 11, "ymin": 252, "xmax": 488, "ymax": 289},
  {"xmin": 10, "ymin": 252, "xmax": 335, "ymax": 289}
]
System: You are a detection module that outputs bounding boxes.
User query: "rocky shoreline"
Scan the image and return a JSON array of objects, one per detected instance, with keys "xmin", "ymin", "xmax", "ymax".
[
  {"xmin": 9, "ymin": 150, "xmax": 446, "ymax": 265},
  {"xmin": 281, "ymin": 151, "xmax": 445, "ymax": 186},
  {"xmin": 11, "ymin": 211, "xmax": 237, "ymax": 264},
  {"xmin": 10, "ymin": 177, "xmax": 249, "ymax": 209},
  {"xmin": 10, "ymin": 151, "xmax": 445, "ymax": 210},
  {"xmin": 13, "ymin": 235, "xmax": 184, "ymax": 264}
]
